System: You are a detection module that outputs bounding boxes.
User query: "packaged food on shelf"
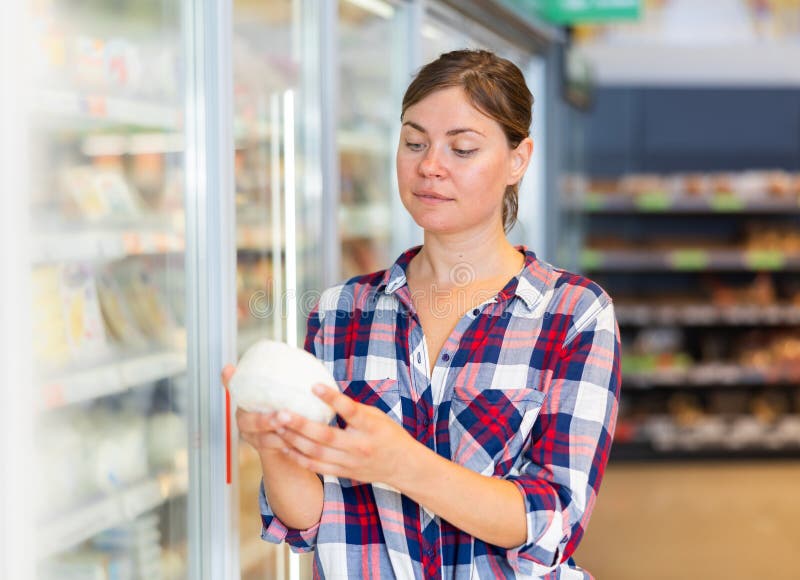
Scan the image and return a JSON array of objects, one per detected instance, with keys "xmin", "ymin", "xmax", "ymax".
[
  {"xmin": 96, "ymin": 266, "xmax": 150, "ymax": 351},
  {"xmin": 60, "ymin": 165, "xmax": 143, "ymax": 222},
  {"xmin": 111, "ymin": 259, "xmax": 180, "ymax": 349},
  {"xmin": 92, "ymin": 513, "xmax": 164, "ymax": 580},
  {"xmin": 78, "ymin": 405, "xmax": 150, "ymax": 494},
  {"xmin": 40, "ymin": 547, "xmax": 134, "ymax": 580},
  {"xmin": 587, "ymin": 170, "xmax": 800, "ymax": 204},
  {"xmin": 61, "ymin": 263, "xmax": 111, "ymax": 364},
  {"xmin": 146, "ymin": 411, "xmax": 187, "ymax": 471},
  {"xmin": 37, "ymin": 409, "xmax": 92, "ymax": 513},
  {"xmin": 744, "ymin": 222, "xmax": 800, "ymax": 252},
  {"xmin": 33, "ymin": 265, "xmax": 71, "ymax": 368}
]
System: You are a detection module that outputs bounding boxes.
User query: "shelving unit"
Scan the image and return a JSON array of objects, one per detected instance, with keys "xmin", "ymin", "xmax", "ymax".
[
  {"xmin": 39, "ymin": 470, "xmax": 188, "ymax": 559},
  {"xmin": 33, "ymin": 90, "xmax": 182, "ymax": 130},
  {"xmin": 22, "ymin": 3, "xmax": 194, "ymax": 574},
  {"xmin": 40, "ymin": 351, "xmax": 186, "ymax": 409},
  {"xmin": 568, "ymin": 193, "xmax": 800, "ymax": 214},
  {"xmin": 581, "ymin": 248, "xmax": 800, "ymax": 272},
  {"xmin": 616, "ymin": 304, "xmax": 800, "ymax": 326},
  {"xmin": 570, "ymin": 174, "xmax": 800, "ymax": 461},
  {"xmin": 32, "ymin": 229, "xmax": 185, "ymax": 264}
]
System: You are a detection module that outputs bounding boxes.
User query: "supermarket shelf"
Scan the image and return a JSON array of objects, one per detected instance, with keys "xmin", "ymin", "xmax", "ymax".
[
  {"xmin": 337, "ymin": 129, "xmax": 390, "ymax": 155},
  {"xmin": 32, "ymin": 230, "xmax": 185, "ymax": 264},
  {"xmin": 614, "ymin": 415, "xmax": 800, "ymax": 461},
  {"xmin": 39, "ymin": 470, "xmax": 189, "ymax": 559},
  {"xmin": 567, "ymin": 193, "xmax": 800, "ymax": 214},
  {"xmin": 581, "ymin": 249, "xmax": 800, "ymax": 272},
  {"xmin": 623, "ymin": 364, "xmax": 800, "ymax": 390},
  {"xmin": 339, "ymin": 203, "xmax": 391, "ymax": 240},
  {"xmin": 40, "ymin": 351, "xmax": 186, "ymax": 409},
  {"xmin": 616, "ymin": 304, "xmax": 800, "ymax": 327},
  {"xmin": 611, "ymin": 441, "xmax": 800, "ymax": 462},
  {"xmin": 33, "ymin": 90, "xmax": 181, "ymax": 130},
  {"xmin": 237, "ymin": 224, "xmax": 284, "ymax": 252}
]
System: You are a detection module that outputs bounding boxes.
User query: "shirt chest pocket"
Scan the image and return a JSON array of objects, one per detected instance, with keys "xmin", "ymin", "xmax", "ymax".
[
  {"xmin": 447, "ymin": 385, "xmax": 546, "ymax": 476},
  {"xmin": 335, "ymin": 378, "xmax": 402, "ymax": 425}
]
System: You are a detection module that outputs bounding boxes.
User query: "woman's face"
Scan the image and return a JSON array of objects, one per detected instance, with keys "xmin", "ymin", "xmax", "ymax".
[{"xmin": 396, "ymin": 86, "xmax": 531, "ymax": 236}]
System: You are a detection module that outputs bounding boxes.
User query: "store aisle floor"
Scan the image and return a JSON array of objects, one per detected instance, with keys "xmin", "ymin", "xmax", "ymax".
[{"xmin": 575, "ymin": 461, "xmax": 800, "ymax": 580}]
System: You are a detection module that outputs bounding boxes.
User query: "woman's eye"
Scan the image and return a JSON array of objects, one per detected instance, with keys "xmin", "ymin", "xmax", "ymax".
[
  {"xmin": 405, "ymin": 141, "xmax": 425, "ymax": 152},
  {"xmin": 453, "ymin": 148, "xmax": 478, "ymax": 157}
]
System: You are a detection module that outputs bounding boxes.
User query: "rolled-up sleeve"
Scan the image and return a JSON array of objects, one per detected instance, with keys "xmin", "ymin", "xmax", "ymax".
[
  {"xmin": 258, "ymin": 303, "xmax": 325, "ymax": 553},
  {"xmin": 503, "ymin": 300, "xmax": 621, "ymax": 576},
  {"xmin": 259, "ymin": 480, "xmax": 321, "ymax": 552}
]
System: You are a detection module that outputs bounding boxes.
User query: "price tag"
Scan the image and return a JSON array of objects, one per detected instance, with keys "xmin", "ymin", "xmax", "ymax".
[
  {"xmin": 83, "ymin": 95, "xmax": 108, "ymax": 118},
  {"xmin": 42, "ymin": 382, "xmax": 65, "ymax": 409},
  {"xmin": 584, "ymin": 192, "xmax": 605, "ymax": 211},
  {"xmin": 635, "ymin": 191, "xmax": 671, "ymax": 212},
  {"xmin": 710, "ymin": 194, "xmax": 745, "ymax": 212},
  {"xmin": 745, "ymin": 250, "xmax": 785, "ymax": 271},
  {"xmin": 670, "ymin": 250, "xmax": 709, "ymax": 271},
  {"xmin": 581, "ymin": 249, "xmax": 604, "ymax": 270}
]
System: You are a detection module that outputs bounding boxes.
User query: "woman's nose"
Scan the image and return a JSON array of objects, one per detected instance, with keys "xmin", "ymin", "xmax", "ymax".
[{"xmin": 418, "ymin": 147, "xmax": 445, "ymax": 177}]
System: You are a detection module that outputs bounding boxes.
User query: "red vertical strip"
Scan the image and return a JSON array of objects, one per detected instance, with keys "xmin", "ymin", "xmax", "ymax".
[{"xmin": 225, "ymin": 388, "xmax": 232, "ymax": 485}]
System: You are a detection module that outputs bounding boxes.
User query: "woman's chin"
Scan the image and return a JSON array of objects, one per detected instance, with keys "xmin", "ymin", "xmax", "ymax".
[{"xmin": 410, "ymin": 213, "xmax": 461, "ymax": 235}]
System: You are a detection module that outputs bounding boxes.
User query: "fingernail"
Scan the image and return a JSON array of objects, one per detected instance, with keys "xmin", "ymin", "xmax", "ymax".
[
  {"xmin": 312, "ymin": 384, "xmax": 326, "ymax": 395},
  {"xmin": 277, "ymin": 410, "xmax": 291, "ymax": 423}
]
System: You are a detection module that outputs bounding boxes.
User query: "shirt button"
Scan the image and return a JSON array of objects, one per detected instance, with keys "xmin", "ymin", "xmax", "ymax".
[
  {"xmin": 423, "ymin": 416, "xmax": 431, "ymax": 427},
  {"xmin": 442, "ymin": 353, "xmax": 450, "ymax": 362},
  {"xmin": 416, "ymin": 352, "xmax": 421, "ymax": 364},
  {"xmin": 472, "ymin": 308, "xmax": 480, "ymax": 316}
]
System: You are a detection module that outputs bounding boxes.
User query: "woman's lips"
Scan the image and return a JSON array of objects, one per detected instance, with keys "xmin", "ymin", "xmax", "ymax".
[{"xmin": 414, "ymin": 190, "xmax": 454, "ymax": 203}]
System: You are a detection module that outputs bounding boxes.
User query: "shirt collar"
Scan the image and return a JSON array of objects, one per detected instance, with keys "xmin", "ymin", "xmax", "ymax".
[{"xmin": 378, "ymin": 245, "xmax": 551, "ymax": 312}]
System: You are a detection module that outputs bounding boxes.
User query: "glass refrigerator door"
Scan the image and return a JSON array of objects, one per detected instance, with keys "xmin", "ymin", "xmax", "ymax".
[
  {"xmin": 26, "ymin": 1, "xmax": 190, "ymax": 578},
  {"xmin": 338, "ymin": 0, "xmax": 412, "ymax": 279},
  {"xmin": 232, "ymin": 1, "xmax": 324, "ymax": 578}
]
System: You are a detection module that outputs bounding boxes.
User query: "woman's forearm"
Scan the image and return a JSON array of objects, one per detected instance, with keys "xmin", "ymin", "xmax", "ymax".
[
  {"xmin": 391, "ymin": 443, "xmax": 528, "ymax": 549},
  {"xmin": 260, "ymin": 449, "xmax": 323, "ymax": 530}
]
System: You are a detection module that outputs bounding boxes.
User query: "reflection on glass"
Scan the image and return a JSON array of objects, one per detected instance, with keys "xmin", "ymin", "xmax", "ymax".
[
  {"xmin": 29, "ymin": 0, "xmax": 188, "ymax": 578},
  {"xmin": 338, "ymin": 0, "xmax": 402, "ymax": 278}
]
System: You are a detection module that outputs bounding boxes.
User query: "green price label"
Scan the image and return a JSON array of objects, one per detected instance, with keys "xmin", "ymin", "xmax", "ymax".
[
  {"xmin": 635, "ymin": 191, "xmax": 671, "ymax": 212},
  {"xmin": 710, "ymin": 194, "xmax": 745, "ymax": 212},
  {"xmin": 584, "ymin": 192, "xmax": 605, "ymax": 211},
  {"xmin": 670, "ymin": 250, "xmax": 710, "ymax": 271},
  {"xmin": 581, "ymin": 249, "xmax": 604, "ymax": 270},
  {"xmin": 745, "ymin": 250, "xmax": 785, "ymax": 270}
]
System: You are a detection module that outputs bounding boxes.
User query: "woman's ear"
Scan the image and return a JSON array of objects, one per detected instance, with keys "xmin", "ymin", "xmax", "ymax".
[{"xmin": 508, "ymin": 137, "xmax": 534, "ymax": 184}]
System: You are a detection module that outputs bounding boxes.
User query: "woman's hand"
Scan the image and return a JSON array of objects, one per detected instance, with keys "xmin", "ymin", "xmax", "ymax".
[
  {"xmin": 222, "ymin": 364, "xmax": 286, "ymax": 454},
  {"xmin": 274, "ymin": 384, "xmax": 418, "ymax": 487}
]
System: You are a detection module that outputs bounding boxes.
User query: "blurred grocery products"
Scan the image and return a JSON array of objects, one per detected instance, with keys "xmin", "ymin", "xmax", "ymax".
[{"xmin": 571, "ymin": 171, "xmax": 800, "ymax": 459}]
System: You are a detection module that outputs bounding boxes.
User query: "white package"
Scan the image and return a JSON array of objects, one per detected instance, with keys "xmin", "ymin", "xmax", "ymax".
[{"xmin": 229, "ymin": 339, "xmax": 338, "ymax": 423}]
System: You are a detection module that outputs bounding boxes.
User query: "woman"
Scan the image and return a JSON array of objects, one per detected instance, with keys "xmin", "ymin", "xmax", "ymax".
[{"xmin": 223, "ymin": 50, "xmax": 621, "ymax": 579}]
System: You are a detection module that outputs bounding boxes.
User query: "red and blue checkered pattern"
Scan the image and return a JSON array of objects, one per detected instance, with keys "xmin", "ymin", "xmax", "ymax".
[{"xmin": 259, "ymin": 246, "xmax": 621, "ymax": 579}]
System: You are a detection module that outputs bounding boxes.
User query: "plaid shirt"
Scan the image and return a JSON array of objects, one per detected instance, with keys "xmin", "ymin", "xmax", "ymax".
[{"xmin": 260, "ymin": 246, "xmax": 621, "ymax": 579}]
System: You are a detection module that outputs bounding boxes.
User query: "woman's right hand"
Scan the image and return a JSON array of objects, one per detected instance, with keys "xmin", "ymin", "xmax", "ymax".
[{"xmin": 222, "ymin": 364, "xmax": 286, "ymax": 453}]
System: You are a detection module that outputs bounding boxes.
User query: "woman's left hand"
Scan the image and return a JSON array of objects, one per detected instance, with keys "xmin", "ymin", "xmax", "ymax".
[{"xmin": 272, "ymin": 384, "xmax": 417, "ymax": 487}]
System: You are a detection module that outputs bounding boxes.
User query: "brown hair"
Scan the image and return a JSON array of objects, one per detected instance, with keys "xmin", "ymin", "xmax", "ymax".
[{"xmin": 401, "ymin": 49, "xmax": 533, "ymax": 233}]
